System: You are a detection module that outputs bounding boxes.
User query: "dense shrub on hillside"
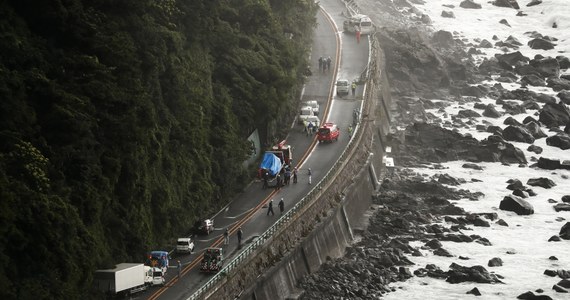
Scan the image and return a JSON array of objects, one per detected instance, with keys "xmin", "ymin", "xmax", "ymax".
[{"xmin": 0, "ymin": 0, "xmax": 317, "ymax": 298}]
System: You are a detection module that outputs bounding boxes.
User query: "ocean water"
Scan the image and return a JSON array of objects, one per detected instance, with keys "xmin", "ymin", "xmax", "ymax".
[{"xmin": 355, "ymin": 0, "xmax": 570, "ymax": 299}]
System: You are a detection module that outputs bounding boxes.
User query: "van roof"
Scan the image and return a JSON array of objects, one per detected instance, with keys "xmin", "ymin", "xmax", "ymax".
[{"xmin": 177, "ymin": 237, "xmax": 192, "ymax": 242}]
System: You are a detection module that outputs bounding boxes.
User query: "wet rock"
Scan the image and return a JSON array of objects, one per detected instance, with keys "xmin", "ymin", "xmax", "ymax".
[
  {"xmin": 499, "ymin": 19, "xmax": 511, "ymax": 27},
  {"xmin": 446, "ymin": 263, "xmax": 502, "ymax": 284},
  {"xmin": 545, "ymin": 269, "xmax": 558, "ymax": 276},
  {"xmin": 488, "ymin": 257, "xmax": 503, "ymax": 267},
  {"xmin": 520, "ymin": 74, "xmax": 545, "ymax": 86},
  {"xmin": 425, "ymin": 239, "xmax": 442, "ymax": 249},
  {"xmin": 554, "ymin": 203, "xmax": 570, "ymax": 212},
  {"xmin": 438, "ymin": 173, "xmax": 466, "ymax": 185},
  {"xmin": 503, "ymin": 125, "xmax": 535, "ymax": 143},
  {"xmin": 517, "ymin": 291, "xmax": 553, "ymax": 299},
  {"xmin": 499, "ymin": 194, "xmax": 534, "ymax": 215},
  {"xmin": 558, "ymin": 91, "xmax": 570, "ymax": 105},
  {"xmin": 496, "ymin": 219, "xmax": 509, "ymax": 226},
  {"xmin": 530, "ymin": 56, "xmax": 560, "ymax": 77},
  {"xmin": 506, "ymin": 179, "xmax": 524, "ymax": 190},
  {"xmin": 552, "ymin": 284, "xmax": 568, "ymax": 293},
  {"xmin": 441, "ymin": 10, "xmax": 455, "ymax": 18},
  {"xmin": 527, "ymin": 0, "xmax": 542, "ymax": 6},
  {"xmin": 526, "ymin": 177, "xmax": 556, "ymax": 189},
  {"xmin": 560, "ymin": 222, "xmax": 570, "ymax": 240},
  {"xmin": 539, "ymin": 103, "xmax": 570, "ymax": 128},
  {"xmin": 528, "ymin": 38, "xmax": 555, "ymax": 50},
  {"xmin": 562, "ymin": 196, "xmax": 570, "ymax": 203},
  {"xmin": 546, "ymin": 134, "xmax": 570, "ymax": 150},
  {"xmin": 482, "ymin": 104, "xmax": 502, "ymax": 118},
  {"xmin": 462, "ymin": 163, "xmax": 484, "ymax": 170},
  {"xmin": 559, "ymin": 278, "xmax": 570, "ymax": 287},
  {"xmin": 546, "ymin": 77, "xmax": 570, "ymax": 91},
  {"xmin": 525, "ymin": 122, "xmax": 547, "ymax": 139},
  {"xmin": 434, "ymin": 247, "xmax": 453, "ymax": 257},
  {"xmin": 512, "ymin": 189, "xmax": 529, "ymax": 198},
  {"xmin": 548, "ymin": 256, "xmax": 558, "ymax": 260},
  {"xmin": 528, "ymin": 145, "xmax": 543, "ymax": 155},
  {"xmin": 467, "ymin": 287, "xmax": 482, "ymax": 296},
  {"xmin": 537, "ymin": 157, "xmax": 561, "ymax": 170},
  {"xmin": 496, "ymin": 51, "xmax": 529, "ymax": 69},
  {"xmin": 460, "ymin": 0, "xmax": 482, "ymax": 9}
]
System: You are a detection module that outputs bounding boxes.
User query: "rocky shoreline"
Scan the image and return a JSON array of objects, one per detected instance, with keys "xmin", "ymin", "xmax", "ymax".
[{"xmin": 299, "ymin": 0, "xmax": 570, "ymax": 298}]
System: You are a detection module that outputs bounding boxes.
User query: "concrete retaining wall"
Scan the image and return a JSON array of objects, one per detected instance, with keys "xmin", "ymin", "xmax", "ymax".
[{"xmin": 204, "ymin": 35, "xmax": 392, "ymax": 300}]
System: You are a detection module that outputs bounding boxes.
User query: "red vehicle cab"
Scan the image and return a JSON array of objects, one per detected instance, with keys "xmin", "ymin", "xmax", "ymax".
[{"xmin": 317, "ymin": 122, "xmax": 340, "ymax": 143}]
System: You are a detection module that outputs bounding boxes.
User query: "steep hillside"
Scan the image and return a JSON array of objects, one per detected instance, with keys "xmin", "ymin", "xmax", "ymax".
[{"xmin": 0, "ymin": 0, "xmax": 317, "ymax": 298}]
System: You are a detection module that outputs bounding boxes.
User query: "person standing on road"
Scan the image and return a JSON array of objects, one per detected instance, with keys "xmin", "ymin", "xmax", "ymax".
[
  {"xmin": 178, "ymin": 260, "xmax": 182, "ymax": 278},
  {"xmin": 348, "ymin": 125, "xmax": 353, "ymax": 137},
  {"xmin": 356, "ymin": 25, "xmax": 361, "ymax": 44},
  {"xmin": 326, "ymin": 56, "xmax": 332, "ymax": 72},
  {"xmin": 267, "ymin": 199, "xmax": 275, "ymax": 216},
  {"xmin": 237, "ymin": 227, "xmax": 243, "ymax": 246},
  {"xmin": 224, "ymin": 228, "xmax": 229, "ymax": 245},
  {"xmin": 351, "ymin": 81, "xmax": 357, "ymax": 96},
  {"xmin": 278, "ymin": 198, "xmax": 285, "ymax": 215},
  {"xmin": 308, "ymin": 168, "xmax": 312, "ymax": 185},
  {"xmin": 293, "ymin": 167, "xmax": 298, "ymax": 183}
]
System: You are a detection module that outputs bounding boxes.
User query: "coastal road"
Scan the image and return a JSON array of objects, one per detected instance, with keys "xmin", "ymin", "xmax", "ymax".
[{"xmin": 138, "ymin": 1, "xmax": 370, "ymax": 299}]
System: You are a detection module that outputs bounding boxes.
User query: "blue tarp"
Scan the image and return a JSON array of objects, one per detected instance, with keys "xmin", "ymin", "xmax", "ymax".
[{"xmin": 260, "ymin": 153, "xmax": 282, "ymax": 176}]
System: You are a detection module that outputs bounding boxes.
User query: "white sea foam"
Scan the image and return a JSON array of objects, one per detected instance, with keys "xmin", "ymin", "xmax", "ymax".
[{"xmin": 357, "ymin": 0, "xmax": 570, "ymax": 298}]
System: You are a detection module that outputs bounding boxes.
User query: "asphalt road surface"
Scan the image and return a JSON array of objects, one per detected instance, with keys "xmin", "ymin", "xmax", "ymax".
[{"xmin": 138, "ymin": 1, "xmax": 370, "ymax": 299}]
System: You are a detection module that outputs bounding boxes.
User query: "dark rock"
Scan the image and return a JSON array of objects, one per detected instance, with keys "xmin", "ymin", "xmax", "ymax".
[
  {"xmin": 493, "ymin": 0, "xmax": 520, "ymax": 8},
  {"xmin": 537, "ymin": 157, "xmax": 561, "ymax": 170},
  {"xmin": 525, "ymin": 122, "xmax": 547, "ymax": 139},
  {"xmin": 503, "ymin": 125, "xmax": 535, "ymax": 143},
  {"xmin": 539, "ymin": 103, "xmax": 570, "ymax": 127},
  {"xmin": 545, "ymin": 269, "xmax": 558, "ymax": 276},
  {"xmin": 479, "ymin": 39, "xmax": 493, "ymax": 48},
  {"xmin": 559, "ymin": 279, "xmax": 570, "ymax": 287},
  {"xmin": 520, "ymin": 74, "xmax": 545, "ymax": 86},
  {"xmin": 496, "ymin": 219, "xmax": 509, "ymax": 226},
  {"xmin": 515, "ymin": 64, "xmax": 540, "ymax": 76},
  {"xmin": 527, "ymin": 144, "xmax": 543, "ymax": 154},
  {"xmin": 528, "ymin": 38, "xmax": 555, "ymax": 50},
  {"xmin": 438, "ymin": 173, "xmax": 466, "ymax": 185},
  {"xmin": 530, "ymin": 57, "xmax": 560, "ymax": 77},
  {"xmin": 432, "ymin": 30, "xmax": 454, "ymax": 47},
  {"xmin": 558, "ymin": 91, "xmax": 570, "ymax": 105},
  {"xmin": 506, "ymin": 179, "xmax": 524, "ymax": 190},
  {"xmin": 512, "ymin": 189, "xmax": 529, "ymax": 198},
  {"xmin": 552, "ymin": 284, "xmax": 568, "ymax": 293},
  {"xmin": 535, "ymin": 93, "xmax": 556, "ymax": 104},
  {"xmin": 496, "ymin": 51, "xmax": 530, "ymax": 68},
  {"xmin": 554, "ymin": 203, "xmax": 570, "ymax": 212},
  {"xmin": 500, "ymin": 194, "xmax": 534, "ymax": 215},
  {"xmin": 467, "ymin": 287, "xmax": 482, "ymax": 296},
  {"xmin": 504, "ymin": 116, "xmax": 522, "ymax": 126},
  {"xmin": 546, "ymin": 134, "xmax": 570, "ymax": 150},
  {"xmin": 446, "ymin": 264, "xmax": 502, "ymax": 284},
  {"xmin": 425, "ymin": 239, "xmax": 442, "ymax": 249},
  {"xmin": 488, "ymin": 257, "xmax": 503, "ymax": 267},
  {"xmin": 527, "ymin": 0, "xmax": 542, "ymax": 6},
  {"xmin": 549, "ymin": 256, "xmax": 558, "ymax": 260},
  {"xmin": 434, "ymin": 247, "xmax": 453, "ymax": 257},
  {"xmin": 527, "ymin": 177, "xmax": 556, "ymax": 189},
  {"xmin": 441, "ymin": 234, "xmax": 473, "ymax": 243},
  {"xmin": 460, "ymin": 0, "xmax": 482, "ymax": 9},
  {"xmin": 560, "ymin": 222, "xmax": 570, "ymax": 239},
  {"xmin": 457, "ymin": 109, "xmax": 482, "ymax": 118},
  {"xmin": 482, "ymin": 105, "xmax": 502, "ymax": 118},
  {"xmin": 462, "ymin": 163, "xmax": 484, "ymax": 170},
  {"xmin": 441, "ymin": 10, "xmax": 455, "ymax": 18},
  {"xmin": 562, "ymin": 195, "xmax": 570, "ymax": 203},
  {"xmin": 548, "ymin": 235, "xmax": 561, "ymax": 242},
  {"xmin": 499, "ymin": 19, "xmax": 511, "ymax": 27},
  {"xmin": 547, "ymin": 77, "xmax": 570, "ymax": 91},
  {"xmin": 557, "ymin": 55, "xmax": 570, "ymax": 69},
  {"xmin": 517, "ymin": 291, "xmax": 553, "ymax": 299}
]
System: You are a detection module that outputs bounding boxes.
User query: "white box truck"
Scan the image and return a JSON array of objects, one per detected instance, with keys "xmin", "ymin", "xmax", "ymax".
[{"xmin": 94, "ymin": 263, "xmax": 157, "ymax": 295}]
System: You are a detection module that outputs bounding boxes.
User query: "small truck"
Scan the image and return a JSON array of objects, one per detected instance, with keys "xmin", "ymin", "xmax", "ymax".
[
  {"xmin": 93, "ymin": 263, "xmax": 164, "ymax": 296},
  {"xmin": 200, "ymin": 247, "xmax": 224, "ymax": 274}
]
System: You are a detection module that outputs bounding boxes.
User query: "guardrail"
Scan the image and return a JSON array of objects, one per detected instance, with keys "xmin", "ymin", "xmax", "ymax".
[{"xmin": 185, "ymin": 8, "xmax": 382, "ymax": 300}]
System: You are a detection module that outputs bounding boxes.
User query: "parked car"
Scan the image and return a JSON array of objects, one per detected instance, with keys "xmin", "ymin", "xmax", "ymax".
[
  {"xmin": 302, "ymin": 100, "xmax": 320, "ymax": 115},
  {"xmin": 317, "ymin": 122, "xmax": 340, "ymax": 143},
  {"xmin": 176, "ymin": 237, "xmax": 195, "ymax": 254},
  {"xmin": 336, "ymin": 79, "xmax": 350, "ymax": 96},
  {"xmin": 298, "ymin": 106, "xmax": 315, "ymax": 124}
]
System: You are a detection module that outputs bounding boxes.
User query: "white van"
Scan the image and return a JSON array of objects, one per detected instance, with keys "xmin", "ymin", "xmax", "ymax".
[
  {"xmin": 298, "ymin": 106, "xmax": 315, "ymax": 124},
  {"xmin": 176, "ymin": 237, "xmax": 195, "ymax": 254},
  {"xmin": 303, "ymin": 100, "xmax": 320, "ymax": 115},
  {"xmin": 343, "ymin": 14, "xmax": 375, "ymax": 35},
  {"xmin": 336, "ymin": 79, "xmax": 350, "ymax": 96}
]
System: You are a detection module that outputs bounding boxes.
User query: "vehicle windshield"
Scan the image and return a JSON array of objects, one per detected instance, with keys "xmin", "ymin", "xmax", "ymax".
[
  {"xmin": 318, "ymin": 128, "xmax": 330, "ymax": 135},
  {"xmin": 361, "ymin": 21, "xmax": 372, "ymax": 27},
  {"xmin": 153, "ymin": 271, "xmax": 163, "ymax": 277},
  {"xmin": 338, "ymin": 81, "xmax": 348, "ymax": 86},
  {"xmin": 177, "ymin": 241, "xmax": 188, "ymax": 246}
]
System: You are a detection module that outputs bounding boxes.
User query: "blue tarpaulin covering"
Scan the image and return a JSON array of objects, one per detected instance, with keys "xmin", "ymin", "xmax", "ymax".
[{"xmin": 260, "ymin": 153, "xmax": 282, "ymax": 176}]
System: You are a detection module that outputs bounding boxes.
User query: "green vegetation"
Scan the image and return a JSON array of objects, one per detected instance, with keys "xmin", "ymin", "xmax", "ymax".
[{"xmin": 0, "ymin": 0, "xmax": 318, "ymax": 298}]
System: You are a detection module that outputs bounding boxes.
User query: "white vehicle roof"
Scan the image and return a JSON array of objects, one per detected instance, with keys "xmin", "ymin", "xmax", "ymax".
[{"xmin": 177, "ymin": 237, "xmax": 192, "ymax": 242}]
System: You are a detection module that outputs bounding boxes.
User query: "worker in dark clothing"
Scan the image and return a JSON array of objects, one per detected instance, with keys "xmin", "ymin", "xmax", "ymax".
[
  {"xmin": 262, "ymin": 171, "xmax": 269, "ymax": 189},
  {"xmin": 267, "ymin": 199, "xmax": 275, "ymax": 216},
  {"xmin": 275, "ymin": 174, "xmax": 282, "ymax": 190},
  {"xmin": 278, "ymin": 198, "xmax": 285, "ymax": 215},
  {"xmin": 237, "ymin": 227, "xmax": 243, "ymax": 246},
  {"xmin": 352, "ymin": 81, "xmax": 357, "ymax": 96},
  {"xmin": 224, "ymin": 228, "xmax": 229, "ymax": 245},
  {"xmin": 293, "ymin": 167, "xmax": 298, "ymax": 183}
]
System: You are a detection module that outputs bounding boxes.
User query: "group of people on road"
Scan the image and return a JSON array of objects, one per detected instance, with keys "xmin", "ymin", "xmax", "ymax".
[
  {"xmin": 303, "ymin": 120, "xmax": 316, "ymax": 136},
  {"xmin": 318, "ymin": 56, "xmax": 332, "ymax": 73},
  {"xmin": 223, "ymin": 226, "xmax": 244, "ymax": 247}
]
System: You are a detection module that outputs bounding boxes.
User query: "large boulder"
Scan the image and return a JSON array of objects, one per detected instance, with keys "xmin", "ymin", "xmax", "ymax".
[
  {"xmin": 460, "ymin": 0, "xmax": 482, "ymax": 9},
  {"xmin": 527, "ymin": 177, "xmax": 556, "ymax": 189},
  {"xmin": 537, "ymin": 157, "xmax": 561, "ymax": 170},
  {"xmin": 520, "ymin": 74, "xmax": 545, "ymax": 86},
  {"xmin": 557, "ymin": 55, "xmax": 570, "ymax": 69},
  {"xmin": 441, "ymin": 10, "xmax": 455, "ymax": 18},
  {"xmin": 446, "ymin": 264, "xmax": 502, "ymax": 283},
  {"xmin": 500, "ymin": 194, "xmax": 534, "ymax": 215},
  {"xmin": 546, "ymin": 134, "xmax": 570, "ymax": 150},
  {"xmin": 503, "ymin": 125, "xmax": 535, "ymax": 143},
  {"xmin": 530, "ymin": 57, "xmax": 560, "ymax": 77},
  {"xmin": 528, "ymin": 38, "xmax": 555, "ymax": 50},
  {"xmin": 558, "ymin": 91, "xmax": 570, "ymax": 105},
  {"xmin": 539, "ymin": 103, "xmax": 570, "ymax": 127},
  {"xmin": 483, "ymin": 104, "xmax": 502, "ymax": 118},
  {"xmin": 496, "ymin": 51, "xmax": 530, "ymax": 69},
  {"xmin": 547, "ymin": 77, "xmax": 570, "ymax": 91},
  {"xmin": 560, "ymin": 222, "xmax": 570, "ymax": 240}
]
